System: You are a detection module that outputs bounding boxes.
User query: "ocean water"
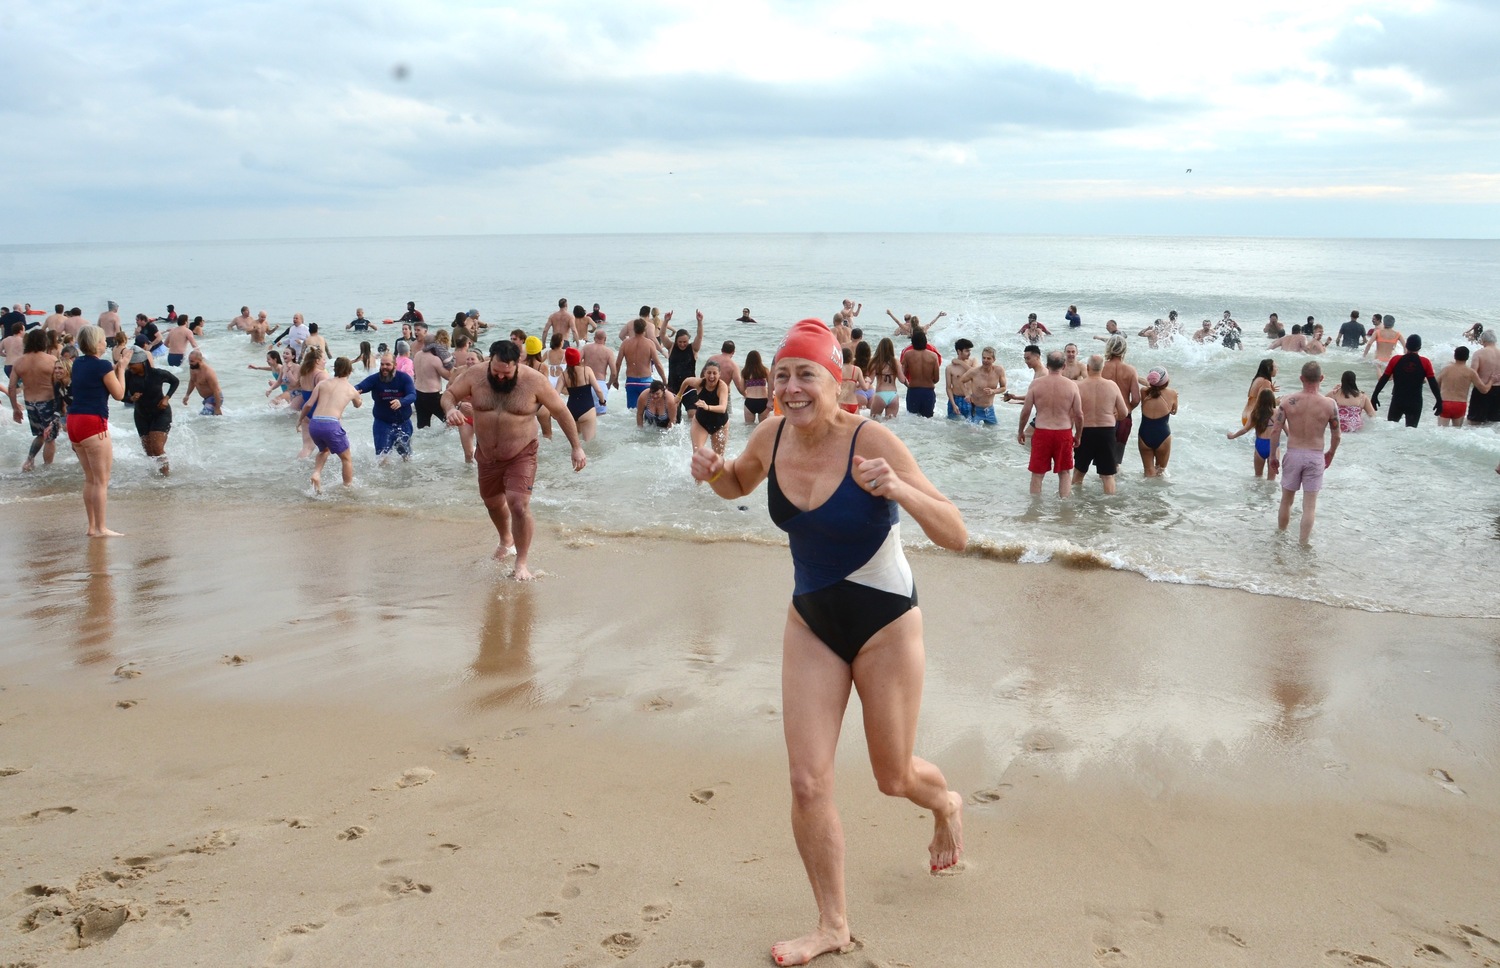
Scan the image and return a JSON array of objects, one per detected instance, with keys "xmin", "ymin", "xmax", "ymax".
[{"xmin": 3, "ymin": 233, "xmax": 1498, "ymax": 617}]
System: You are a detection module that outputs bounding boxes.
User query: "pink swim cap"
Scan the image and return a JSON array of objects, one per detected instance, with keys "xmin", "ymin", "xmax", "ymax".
[{"xmin": 773, "ymin": 319, "xmax": 842, "ymax": 383}]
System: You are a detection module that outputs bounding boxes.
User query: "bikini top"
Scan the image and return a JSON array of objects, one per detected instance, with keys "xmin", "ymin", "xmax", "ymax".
[{"xmin": 768, "ymin": 420, "xmax": 898, "ymax": 596}]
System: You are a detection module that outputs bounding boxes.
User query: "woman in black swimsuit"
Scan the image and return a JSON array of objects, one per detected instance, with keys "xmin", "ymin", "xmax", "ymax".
[
  {"xmin": 688, "ymin": 318, "xmax": 967, "ymax": 966},
  {"xmin": 679, "ymin": 360, "xmax": 731, "ymax": 455},
  {"xmin": 559, "ymin": 348, "xmax": 605, "ymax": 442}
]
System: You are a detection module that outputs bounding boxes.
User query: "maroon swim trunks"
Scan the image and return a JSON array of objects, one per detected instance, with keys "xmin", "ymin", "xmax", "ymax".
[{"xmin": 477, "ymin": 437, "xmax": 539, "ymax": 502}]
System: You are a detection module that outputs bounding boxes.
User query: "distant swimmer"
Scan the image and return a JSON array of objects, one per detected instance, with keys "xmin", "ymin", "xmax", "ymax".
[
  {"xmin": 299, "ymin": 356, "xmax": 364, "ymax": 493},
  {"xmin": 1325, "ymin": 370, "xmax": 1375, "ymax": 434},
  {"xmin": 1137, "ymin": 366, "xmax": 1178, "ymax": 477},
  {"xmin": 1072, "ymin": 354, "xmax": 1128, "ymax": 493},
  {"xmin": 1467, "ymin": 331, "xmax": 1500, "ymax": 425},
  {"xmin": 1270, "ymin": 324, "xmax": 1308, "ymax": 352},
  {"xmin": 1018, "ymin": 350, "xmax": 1083, "ymax": 497},
  {"xmin": 1337, "ymin": 310, "xmax": 1365, "ymax": 349},
  {"xmin": 1018, "ymin": 313, "xmax": 1050, "ymax": 343},
  {"xmin": 736, "ymin": 307, "xmax": 758, "ymax": 324},
  {"xmin": 1371, "ymin": 334, "xmax": 1440, "ymax": 428},
  {"xmin": 249, "ymin": 311, "xmax": 277, "ymax": 345},
  {"xmin": 442, "ymin": 339, "xmax": 587, "ymax": 578},
  {"xmin": 885, "ymin": 309, "xmax": 944, "ymax": 336},
  {"xmin": 1191, "ymin": 319, "xmax": 1215, "ymax": 343},
  {"xmin": 1267, "ymin": 361, "xmax": 1340, "ymax": 545},
  {"xmin": 399, "ymin": 301, "xmax": 423, "ymax": 324},
  {"xmin": 1092, "ymin": 319, "xmax": 1124, "ymax": 344},
  {"xmin": 1227, "ymin": 387, "xmax": 1280, "ymax": 478},
  {"xmin": 1436, "ymin": 347, "xmax": 1492, "ymax": 427},
  {"xmin": 355, "ymin": 352, "xmax": 416, "ymax": 462},
  {"xmin": 1065, "ymin": 304, "xmax": 1082, "ymax": 329},
  {"xmin": 1362, "ymin": 314, "xmax": 1404, "ymax": 368},
  {"xmin": 1264, "ymin": 313, "xmax": 1284, "ymax": 338},
  {"xmin": 123, "ymin": 347, "xmax": 179, "ymax": 475},
  {"xmin": 229, "ymin": 306, "xmax": 253, "ymax": 332},
  {"xmin": 841, "ymin": 297, "xmax": 862, "ymax": 320},
  {"xmin": 181, "ymin": 351, "xmax": 224, "ymax": 415},
  {"xmin": 8, "ymin": 329, "xmax": 60, "ymax": 472},
  {"xmin": 1463, "ymin": 322, "xmax": 1485, "ymax": 345},
  {"xmin": 1138, "ymin": 320, "xmax": 1166, "ymax": 348},
  {"xmin": 688, "ymin": 319, "xmax": 966, "ymax": 967}
]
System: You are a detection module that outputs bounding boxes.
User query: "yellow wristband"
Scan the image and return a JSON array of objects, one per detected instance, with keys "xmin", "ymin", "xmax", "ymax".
[{"xmin": 708, "ymin": 467, "xmax": 724, "ymax": 484}]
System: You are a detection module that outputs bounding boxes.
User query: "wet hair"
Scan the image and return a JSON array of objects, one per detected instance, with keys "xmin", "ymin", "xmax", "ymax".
[
  {"xmin": 268, "ymin": 349, "xmax": 284, "ymax": 365},
  {"xmin": 573, "ymin": 305, "xmax": 587, "ymax": 319},
  {"xmin": 452, "ymin": 312, "xmax": 467, "ymax": 326},
  {"xmin": 649, "ymin": 379, "xmax": 665, "ymax": 392},
  {"xmin": 333, "ymin": 356, "xmax": 352, "ymax": 378},
  {"xmin": 23, "ymin": 329, "xmax": 47, "ymax": 353},
  {"xmin": 308, "ymin": 322, "xmax": 319, "ymax": 334},
  {"xmin": 299, "ymin": 348, "xmax": 322, "ymax": 378},
  {"xmin": 1339, "ymin": 371, "xmax": 1360, "ymax": 396},
  {"xmin": 550, "ymin": 333, "xmax": 564, "ymax": 350},
  {"xmin": 1250, "ymin": 388, "xmax": 1277, "ymax": 433},
  {"xmin": 742, "ymin": 350, "xmax": 768, "ymax": 381},
  {"xmin": 954, "ymin": 338, "xmax": 973, "ymax": 352},
  {"xmin": 356, "ymin": 343, "xmax": 370, "ymax": 367},
  {"xmin": 1290, "ymin": 324, "xmax": 1302, "ymax": 335},
  {"xmin": 489, "ymin": 339, "xmax": 520, "ymax": 363},
  {"xmin": 1254, "ymin": 358, "xmax": 1276, "ymax": 381},
  {"xmin": 1455, "ymin": 346, "xmax": 1469, "ymax": 362},
  {"xmin": 700, "ymin": 360, "xmax": 720, "ymax": 378},
  {"xmin": 911, "ymin": 330, "xmax": 928, "ymax": 351}
]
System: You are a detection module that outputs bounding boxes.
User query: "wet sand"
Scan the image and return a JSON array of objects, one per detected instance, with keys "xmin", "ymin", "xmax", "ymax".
[{"xmin": 2, "ymin": 495, "xmax": 1498, "ymax": 967}]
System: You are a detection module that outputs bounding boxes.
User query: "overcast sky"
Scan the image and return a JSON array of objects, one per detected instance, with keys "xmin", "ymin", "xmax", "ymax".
[{"xmin": 4, "ymin": 0, "xmax": 1497, "ymax": 242}]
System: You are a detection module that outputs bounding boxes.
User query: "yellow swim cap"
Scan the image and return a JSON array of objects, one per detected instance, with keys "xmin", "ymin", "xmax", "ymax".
[{"xmin": 524, "ymin": 336, "xmax": 543, "ymax": 356}]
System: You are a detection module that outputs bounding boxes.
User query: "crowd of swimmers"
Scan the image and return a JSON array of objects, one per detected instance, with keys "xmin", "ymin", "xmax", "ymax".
[{"xmin": 4, "ymin": 297, "xmax": 1497, "ymax": 549}]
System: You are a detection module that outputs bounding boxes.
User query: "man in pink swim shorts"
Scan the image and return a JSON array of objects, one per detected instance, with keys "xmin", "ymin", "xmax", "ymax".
[{"xmin": 1267, "ymin": 361, "xmax": 1341, "ymax": 545}]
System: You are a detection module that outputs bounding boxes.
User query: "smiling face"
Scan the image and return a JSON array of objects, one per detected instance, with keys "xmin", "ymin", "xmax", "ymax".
[{"xmin": 772, "ymin": 357, "xmax": 835, "ymax": 423}]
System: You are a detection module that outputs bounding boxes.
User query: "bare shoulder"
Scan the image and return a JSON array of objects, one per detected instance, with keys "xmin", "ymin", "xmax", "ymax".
[{"xmin": 851, "ymin": 416, "xmax": 913, "ymax": 462}]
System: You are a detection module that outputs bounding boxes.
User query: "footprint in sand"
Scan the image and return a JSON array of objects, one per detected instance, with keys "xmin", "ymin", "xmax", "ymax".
[
  {"xmin": 1455, "ymin": 924, "xmax": 1500, "ymax": 953},
  {"xmin": 969, "ymin": 785, "xmax": 1011, "ymax": 804},
  {"xmin": 1324, "ymin": 950, "xmax": 1392, "ymax": 967},
  {"xmin": 503, "ymin": 727, "xmax": 528, "ymax": 740},
  {"xmin": 113, "ymin": 663, "xmax": 142, "ymax": 679},
  {"xmin": 559, "ymin": 862, "xmax": 599, "ymax": 900},
  {"xmin": 1416, "ymin": 713, "xmax": 1450, "ymax": 732},
  {"xmin": 0, "ymin": 767, "xmax": 24, "ymax": 778},
  {"xmin": 1093, "ymin": 945, "xmax": 1129, "ymax": 966},
  {"xmin": 373, "ymin": 767, "xmax": 435, "ymax": 791},
  {"xmin": 337, "ymin": 826, "xmax": 369, "ymax": 841},
  {"xmin": 527, "ymin": 911, "xmax": 562, "ymax": 927},
  {"xmin": 1428, "ymin": 769, "xmax": 1465, "ymax": 795},
  {"xmin": 283, "ymin": 817, "xmax": 314, "ymax": 829},
  {"xmin": 1354, "ymin": 833, "xmax": 1388, "ymax": 853},
  {"xmin": 601, "ymin": 931, "xmax": 643, "ymax": 958},
  {"xmin": 1411, "ymin": 942, "xmax": 1452, "ymax": 962},
  {"xmin": 442, "ymin": 743, "xmax": 475, "ymax": 762},
  {"xmin": 663, "ymin": 961, "xmax": 706, "ymax": 968},
  {"xmin": 221, "ymin": 654, "xmax": 250, "ymax": 665},
  {"xmin": 689, "ymin": 784, "xmax": 726, "ymax": 805},
  {"xmin": 641, "ymin": 902, "xmax": 672, "ymax": 923},
  {"xmin": 644, "ymin": 696, "xmax": 674, "ymax": 712},
  {"xmin": 267, "ymin": 921, "xmax": 325, "ymax": 965},
  {"xmin": 73, "ymin": 898, "xmax": 141, "ymax": 948},
  {"xmin": 334, "ymin": 877, "xmax": 432, "ymax": 917},
  {"xmin": 17, "ymin": 806, "xmax": 77, "ymax": 825},
  {"xmin": 115, "ymin": 700, "xmax": 140, "ymax": 709},
  {"xmin": 1210, "ymin": 926, "xmax": 1247, "ymax": 947}
]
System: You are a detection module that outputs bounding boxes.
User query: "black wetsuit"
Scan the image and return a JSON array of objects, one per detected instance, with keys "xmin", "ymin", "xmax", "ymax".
[{"xmin": 1373, "ymin": 353, "xmax": 1439, "ymax": 428}]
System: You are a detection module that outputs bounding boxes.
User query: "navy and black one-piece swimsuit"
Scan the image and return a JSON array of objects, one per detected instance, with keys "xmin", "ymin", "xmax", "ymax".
[{"xmin": 767, "ymin": 420, "xmax": 917, "ymax": 664}]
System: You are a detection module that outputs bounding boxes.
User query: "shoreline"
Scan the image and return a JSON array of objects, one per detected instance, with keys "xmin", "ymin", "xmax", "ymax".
[{"xmin": 2, "ymin": 495, "xmax": 1497, "ymax": 966}]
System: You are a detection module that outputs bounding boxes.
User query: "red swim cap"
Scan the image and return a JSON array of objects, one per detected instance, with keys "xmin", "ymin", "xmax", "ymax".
[
  {"xmin": 564, "ymin": 347, "xmax": 582, "ymax": 366},
  {"xmin": 773, "ymin": 318, "xmax": 842, "ymax": 383}
]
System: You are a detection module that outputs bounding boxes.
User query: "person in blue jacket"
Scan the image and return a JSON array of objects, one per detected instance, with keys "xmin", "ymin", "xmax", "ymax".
[{"xmin": 355, "ymin": 351, "xmax": 417, "ymax": 460}]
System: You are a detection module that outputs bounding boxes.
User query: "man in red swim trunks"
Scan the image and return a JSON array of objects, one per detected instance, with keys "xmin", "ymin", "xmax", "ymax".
[
  {"xmin": 1436, "ymin": 346, "xmax": 1492, "ymax": 427},
  {"xmin": 1017, "ymin": 350, "xmax": 1083, "ymax": 497},
  {"xmin": 442, "ymin": 339, "xmax": 586, "ymax": 580}
]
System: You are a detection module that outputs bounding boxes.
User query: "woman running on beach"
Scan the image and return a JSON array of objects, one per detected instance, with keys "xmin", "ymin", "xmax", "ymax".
[
  {"xmin": 689, "ymin": 318, "xmax": 966, "ymax": 967},
  {"xmin": 293, "ymin": 349, "xmax": 327, "ymax": 459},
  {"xmin": 741, "ymin": 350, "xmax": 769, "ymax": 423},
  {"xmin": 1243, "ymin": 358, "xmax": 1278, "ymax": 425},
  {"xmin": 868, "ymin": 338, "xmax": 902, "ymax": 419},
  {"xmin": 678, "ymin": 360, "xmax": 731, "ymax": 455},
  {"xmin": 68, "ymin": 326, "xmax": 127, "ymax": 536},
  {"xmin": 1326, "ymin": 369, "xmax": 1375, "ymax": 433},
  {"xmin": 1138, "ymin": 366, "xmax": 1178, "ymax": 477},
  {"xmin": 123, "ymin": 348, "xmax": 179, "ymax": 476},
  {"xmin": 1226, "ymin": 387, "xmax": 1278, "ymax": 477}
]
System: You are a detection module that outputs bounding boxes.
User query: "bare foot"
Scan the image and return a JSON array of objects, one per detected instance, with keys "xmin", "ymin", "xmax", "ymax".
[
  {"xmin": 511, "ymin": 561, "xmax": 534, "ymax": 581},
  {"xmin": 771, "ymin": 927, "xmax": 853, "ymax": 966},
  {"xmin": 929, "ymin": 790, "xmax": 964, "ymax": 872},
  {"xmin": 491, "ymin": 543, "xmax": 516, "ymax": 561},
  {"xmin": 21, "ymin": 459, "xmax": 34, "ymax": 472},
  {"xmin": 310, "ymin": 470, "xmax": 322, "ymax": 494},
  {"xmin": 88, "ymin": 528, "xmax": 124, "ymax": 538}
]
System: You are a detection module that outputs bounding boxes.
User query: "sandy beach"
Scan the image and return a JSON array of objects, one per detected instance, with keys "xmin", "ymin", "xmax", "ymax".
[{"xmin": 2, "ymin": 494, "xmax": 1498, "ymax": 968}]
